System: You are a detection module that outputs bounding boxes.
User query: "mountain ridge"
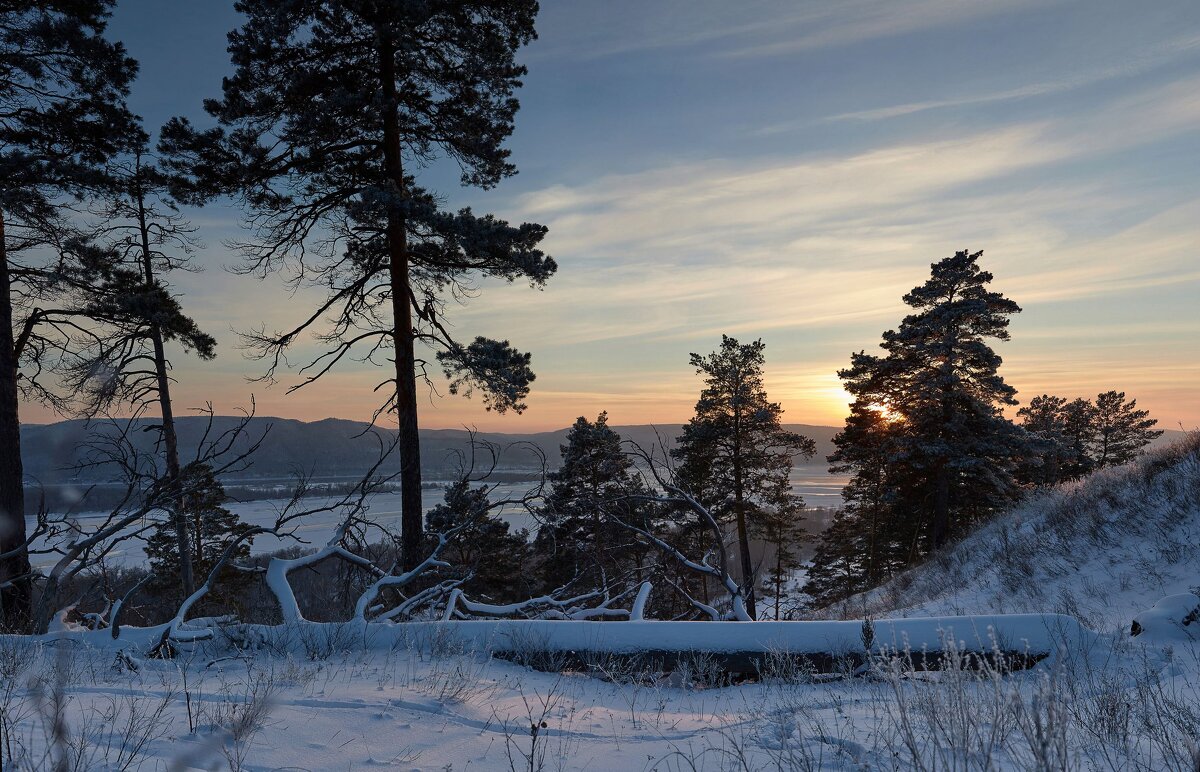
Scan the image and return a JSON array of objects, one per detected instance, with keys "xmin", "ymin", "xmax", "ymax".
[{"xmin": 20, "ymin": 416, "xmax": 845, "ymax": 484}]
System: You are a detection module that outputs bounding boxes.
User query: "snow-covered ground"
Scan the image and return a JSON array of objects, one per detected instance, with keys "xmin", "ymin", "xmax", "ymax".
[
  {"xmin": 1, "ymin": 616, "xmax": 1197, "ymax": 771},
  {"xmin": 6, "ymin": 443, "xmax": 1197, "ymax": 770}
]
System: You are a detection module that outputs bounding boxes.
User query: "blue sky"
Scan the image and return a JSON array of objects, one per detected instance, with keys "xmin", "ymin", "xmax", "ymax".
[{"xmin": 43, "ymin": 0, "xmax": 1199, "ymax": 431}]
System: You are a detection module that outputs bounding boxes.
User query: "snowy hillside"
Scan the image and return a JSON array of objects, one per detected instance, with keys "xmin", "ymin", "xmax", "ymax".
[{"xmin": 835, "ymin": 432, "xmax": 1200, "ymax": 633}]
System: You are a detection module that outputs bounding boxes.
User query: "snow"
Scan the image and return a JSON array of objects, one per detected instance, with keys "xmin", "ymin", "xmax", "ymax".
[
  {"xmin": 7, "ymin": 442, "xmax": 1197, "ymax": 769},
  {"xmin": 391, "ymin": 614, "xmax": 1092, "ymax": 658},
  {"xmin": 1, "ymin": 618, "xmax": 1196, "ymax": 771},
  {"xmin": 840, "ymin": 434, "xmax": 1200, "ymax": 634},
  {"xmin": 1132, "ymin": 593, "xmax": 1200, "ymax": 642}
]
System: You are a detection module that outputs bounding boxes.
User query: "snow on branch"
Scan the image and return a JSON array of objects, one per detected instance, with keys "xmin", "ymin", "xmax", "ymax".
[
  {"xmin": 441, "ymin": 580, "xmax": 652, "ymax": 622},
  {"xmin": 606, "ymin": 440, "xmax": 753, "ymax": 622}
]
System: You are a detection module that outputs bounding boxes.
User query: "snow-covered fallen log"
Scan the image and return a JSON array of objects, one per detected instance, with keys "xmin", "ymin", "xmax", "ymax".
[
  {"xmin": 415, "ymin": 613, "xmax": 1094, "ymax": 673},
  {"xmin": 36, "ymin": 612, "xmax": 1097, "ymax": 675}
]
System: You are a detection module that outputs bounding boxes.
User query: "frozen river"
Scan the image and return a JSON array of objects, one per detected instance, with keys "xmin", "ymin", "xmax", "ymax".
[{"xmin": 28, "ymin": 473, "xmax": 846, "ymax": 569}]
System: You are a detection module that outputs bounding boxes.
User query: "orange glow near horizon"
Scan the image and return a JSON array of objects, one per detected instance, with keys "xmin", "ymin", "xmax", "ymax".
[{"xmin": 20, "ymin": 362, "xmax": 1197, "ymax": 433}]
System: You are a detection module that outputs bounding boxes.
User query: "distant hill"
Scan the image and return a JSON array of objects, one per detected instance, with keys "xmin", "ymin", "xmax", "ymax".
[{"xmin": 20, "ymin": 416, "xmax": 842, "ymax": 486}]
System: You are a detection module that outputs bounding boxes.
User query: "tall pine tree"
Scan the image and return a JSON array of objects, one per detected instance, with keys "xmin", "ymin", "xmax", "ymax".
[
  {"xmin": 161, "ymin": 0, "xmax": 552, "ymax": 570},
  {"xmin": 68, "ymin": 126, "xmax": 218, "ymax": 599},
  {"xmin": 838, "ymin": 250, "xmax": 1027, "ymax": 552},
  {"xmin": 0, "ymin": 1, "xmax": 136, "ymax": 627},
  {"xmin": 673, "ymin": 336, "xmax": 815, "ymax": 620}
]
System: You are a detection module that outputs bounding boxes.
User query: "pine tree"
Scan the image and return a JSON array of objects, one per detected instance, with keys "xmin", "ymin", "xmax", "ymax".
[
  {"xmin": 1090, "ymin": 390, "xmax": 1162, "ymax": 468},
  {"xmin": 1016, "ymin": 394, "xmax": 1072, "ymax": 486},
  {"xmin": 144, "ymin": 464, "xmax": 255, "ymax": 618},
  {"xmin": 838, "ymin": 250, "xmax": 1027, "ymax": 553},
  {"xmin": 1060, "ymin": 397, "xmax": 1098, "ymax": 477},
  {"xmin": 68, "ymin": 126, "xmax": 217, "ymax": 599},
  {"xmin": 804, "ymin": 401, "xmax": 921, "ymax": 608},
  {"xmin": 161, "ymin": 0, "xmax": 552, "ymax": 570},
  {"xmin": 0, "ymin": 1, "xmax": 136, "ymax": 627},
  {"xmin": 756, "ymin": 484, "xmax": 807, "ymax": 620},
  {"xmin": 425, "ymin": 481, "xmax": 531, "ymax": 603},
  {"xmin": 1016, "ymin": 394, "xmax": 1095, "ymax": 484},
  {"xmin": 1016, "ymin": 391, "xmax": 1159, "ymax": 481},
  {"xmin": 672, "ymin": 336, "xmax": 815, "ymax": 619},
  {"xmin": 533, "ymin": 413, "xmax": 650, "ymax": 593},
  {"xmin": 803, "ymin": 508, "xmax": 869, "ymax": 607}
]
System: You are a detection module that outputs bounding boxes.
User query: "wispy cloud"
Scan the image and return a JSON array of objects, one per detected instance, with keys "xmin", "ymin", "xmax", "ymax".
[
  {"xmin": 807, "ymin": 33, "xmax": 1200, "ymax": 125},
  {"xmin": 436, "ymin": 78, "xmax": 1200, "ymax": 427},
  {"xmin": 534, "ymin": 0, "xmax": 1053, "ymax": 61}
]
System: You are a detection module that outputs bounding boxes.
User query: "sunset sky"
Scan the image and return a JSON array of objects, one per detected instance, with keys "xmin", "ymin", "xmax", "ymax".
[{"xmin": 27, "ymin": 0, "xmax": 1200, "ymax": 431}]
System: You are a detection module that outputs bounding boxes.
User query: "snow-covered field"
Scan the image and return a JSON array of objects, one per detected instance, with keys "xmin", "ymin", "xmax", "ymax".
[
  {"xmin": 7, "ymin": 445, "xmax": 1197, "ymax": 770},
  {"xmin": 1, "ymin": 616, "xmax": 1197, "ymax": 771}
]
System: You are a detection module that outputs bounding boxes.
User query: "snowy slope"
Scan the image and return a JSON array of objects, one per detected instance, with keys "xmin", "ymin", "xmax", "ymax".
[{"xmin": 837, "ymin": 433, "xmax": 1200, "ymax": 634}]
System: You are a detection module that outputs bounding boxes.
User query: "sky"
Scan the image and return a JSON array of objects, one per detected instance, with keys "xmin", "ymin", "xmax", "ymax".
[{"xmin": 26, "ymin": 0, "xmax": 1200, "ymax": 431}]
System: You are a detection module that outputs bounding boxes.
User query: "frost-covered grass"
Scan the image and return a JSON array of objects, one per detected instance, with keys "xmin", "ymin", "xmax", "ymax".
[
  {"xmin": 1, "ymin": 625, "xmax": 1198, "ymax": 770},
  {"xmin": 832, "ymin": 433, "xmax": 1200, "ymax": 634}
]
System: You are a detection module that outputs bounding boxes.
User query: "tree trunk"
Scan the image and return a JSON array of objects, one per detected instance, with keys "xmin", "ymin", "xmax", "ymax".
[
  {"xmin": 773, "ymin": 548, "xmax": 782, "ymax": 620},
  {"xmin": 379, "ymin": 30, "xmax": 424, "ymax": 571},
  {"xmin": 931, "ymin": 326, "xmax": 957, "ymax": 550},
  {"xmin": 931, "ymin": 464, "xmax": 950, "ymax": 549},
  {"xmin": 0, "ymin": 210, "xmax": 32, "ymax": 630},
  {"xmin": 867, "ymin": 476, "xmax": 880, "ymax": 585},
  {"xmin": 137, "ymin": 183, "xmax": 194, "ymax": 598},
  {"xmin": 731, "ymin": 409, "xmax": 756, "ymax": 619}
]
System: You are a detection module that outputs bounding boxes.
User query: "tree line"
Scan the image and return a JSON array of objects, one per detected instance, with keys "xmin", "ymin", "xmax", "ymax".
[{"xmin": 0, "ymin": 2, "xmax": 1164, "ymax": 632}]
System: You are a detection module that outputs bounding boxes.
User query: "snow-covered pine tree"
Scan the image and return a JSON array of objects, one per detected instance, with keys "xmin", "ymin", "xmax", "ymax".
[
  {"xmin": 838, "ymin": 250, "xmax": 1028, "ymax": 553},
  {"xmin": 673, "ymin": 336, "xmax": 815, "ymax": 620},
  {"xmin": 533, "ymin": 413, "xmax": 652, "ymax": 596},
  {"xmin": 0, "ymin": 0, "xmax": 137, "ymax": 628},
  {"xmin": 1090, "ymin": 390, "xmax": 1163, "ymax": 468},
  {"xmin": 160, "ymin": 0, "xmax": 553, "ymax": 571}
]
